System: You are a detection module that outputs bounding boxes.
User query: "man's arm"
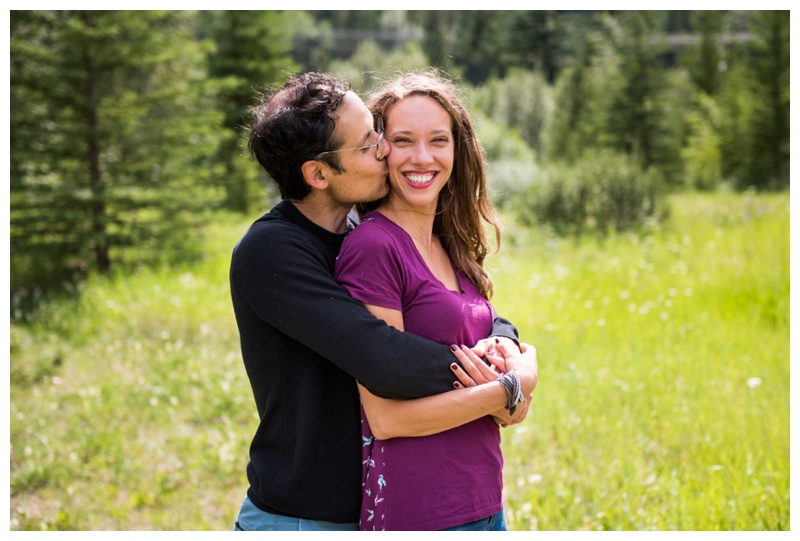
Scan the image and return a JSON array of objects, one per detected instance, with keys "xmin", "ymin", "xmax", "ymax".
[
  {"xmin": 231, "ymin": 222, "xmax": 456, "ymax": 399},
  {"xmin": 488, "ymin": 308, "xmax": 519, "ymax": 345}
]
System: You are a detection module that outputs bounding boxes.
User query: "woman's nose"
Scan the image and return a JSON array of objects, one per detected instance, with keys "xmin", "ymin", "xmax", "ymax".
[{"xmin": 411, "ymin": 143, "xmax": 432, "ymax": 164}]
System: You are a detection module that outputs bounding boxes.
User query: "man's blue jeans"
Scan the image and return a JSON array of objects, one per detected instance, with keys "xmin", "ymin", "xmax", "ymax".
[{"xmin": 234, "ymin": 495, "xmax": 358, "ymax": 531}]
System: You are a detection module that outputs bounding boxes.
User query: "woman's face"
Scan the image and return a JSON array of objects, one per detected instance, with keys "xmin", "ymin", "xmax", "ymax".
[{"xmin": 383, "ymin": 95, "xmax": 454, "ymax": 213}]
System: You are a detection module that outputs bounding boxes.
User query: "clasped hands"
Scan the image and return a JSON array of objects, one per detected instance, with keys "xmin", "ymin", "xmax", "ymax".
[{"xmin": 449, "ymin": 337, "xmax": 538, "ymax": 428}]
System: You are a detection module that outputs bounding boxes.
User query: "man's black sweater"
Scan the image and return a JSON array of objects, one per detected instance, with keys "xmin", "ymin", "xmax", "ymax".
[{"xmin": 229, "ymin": 200, "xmax": 517, "ymax": 523}]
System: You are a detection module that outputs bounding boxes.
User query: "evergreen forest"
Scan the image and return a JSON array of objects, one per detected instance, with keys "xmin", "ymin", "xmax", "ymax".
[{"xmin": 10, "ymin": 10, "xmax": 790, "ymax": 293}]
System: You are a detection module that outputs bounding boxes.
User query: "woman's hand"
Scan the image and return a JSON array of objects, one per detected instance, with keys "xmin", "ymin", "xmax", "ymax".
[
  {"xmin": 449, "ymin": 339, "xmax": 538, "ymax": 427},
  {"xmin": 449, "ymin": 344, "xmax": 501, "ymax": 388}
]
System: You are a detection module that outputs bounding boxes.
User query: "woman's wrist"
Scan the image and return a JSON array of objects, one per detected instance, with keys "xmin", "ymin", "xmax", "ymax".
[{"xmin": 497, "ymin": 370, "xmax": 525, "ymax": 415}]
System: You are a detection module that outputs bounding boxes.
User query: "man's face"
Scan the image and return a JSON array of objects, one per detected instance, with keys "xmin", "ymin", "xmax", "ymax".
[{"xmin": 323, "ymin": 91, "xmax": 390, "ymax": 205}]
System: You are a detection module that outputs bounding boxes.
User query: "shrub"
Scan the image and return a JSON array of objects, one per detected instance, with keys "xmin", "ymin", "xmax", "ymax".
[
  {"xmin": 475, "ymin": 115, "xmax": 537, "ymax": 164},
  {"xmin": 515, "ymin": 150, "xmax": 668, "ymax": 234},
  {"xmin": 486, "ymin": 157, "xmax": 540, "ymax": 211}
]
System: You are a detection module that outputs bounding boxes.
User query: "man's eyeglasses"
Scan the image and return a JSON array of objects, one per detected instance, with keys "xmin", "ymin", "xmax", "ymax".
[{"xmin": 315, "ymin": 117, "xmax": 385, "ymax": 160}]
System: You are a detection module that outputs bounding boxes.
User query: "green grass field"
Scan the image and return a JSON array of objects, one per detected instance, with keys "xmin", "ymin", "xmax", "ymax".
[{"xmin": 9, "ymin": 191, "xmax": 790, "ymax": 530}]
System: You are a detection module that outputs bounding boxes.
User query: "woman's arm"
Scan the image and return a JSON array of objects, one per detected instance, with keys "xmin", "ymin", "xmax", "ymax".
[{"xmin": 357, "ymin": 302, "xmax": 518, "ymax": 440}]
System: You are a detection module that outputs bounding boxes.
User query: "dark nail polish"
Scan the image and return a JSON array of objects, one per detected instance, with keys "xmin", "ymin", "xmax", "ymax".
[{"xmin": 450, "ymin": 344, "xmax": 458, "ymax": 352}]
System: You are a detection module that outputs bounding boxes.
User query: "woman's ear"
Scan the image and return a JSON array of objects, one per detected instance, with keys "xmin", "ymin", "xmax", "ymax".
[{"xmin": 300, "ymin": 160, "xmax": 330, "ymax": 191}]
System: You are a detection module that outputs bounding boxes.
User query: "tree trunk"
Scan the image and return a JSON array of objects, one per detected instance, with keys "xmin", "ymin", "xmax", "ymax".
[{"xmin": 82, "ymin": 11, "xmax": 110, "ymax": 272}]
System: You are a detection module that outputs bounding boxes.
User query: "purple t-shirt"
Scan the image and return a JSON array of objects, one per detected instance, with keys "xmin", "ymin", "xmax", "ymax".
[{"xmin": 335, "ymin": 211, "xmax": 503, "ymax": 531}]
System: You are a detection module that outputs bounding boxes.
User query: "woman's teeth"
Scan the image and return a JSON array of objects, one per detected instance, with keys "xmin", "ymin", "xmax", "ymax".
[{"xmin": 406, "ymin": 173, "xmax": 434, "ymax": 184}]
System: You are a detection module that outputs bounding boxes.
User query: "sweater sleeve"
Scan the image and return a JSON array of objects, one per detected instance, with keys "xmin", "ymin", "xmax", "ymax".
[
  {"xmin": 230, "ymin": 221, "xmax": 455, "ymax": 399},
  {"xmin": 489, "ymin": 308, "xmax": 520, "ymax": 345}
]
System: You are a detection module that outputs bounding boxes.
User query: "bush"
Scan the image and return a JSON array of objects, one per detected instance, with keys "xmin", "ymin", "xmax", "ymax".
[
  {"xmin": 514, "ymin": 150, "xmax": 668, "ymax": 235},
  {"xmin": 486, "ymin": 158, "xmax": 539, "ymax": 211},
  {"xmin": 474, "ymin": 114, "xmax": 536, "ymax": 164}
]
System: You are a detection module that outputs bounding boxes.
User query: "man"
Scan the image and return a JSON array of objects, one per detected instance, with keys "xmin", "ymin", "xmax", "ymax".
[{"xmin": 230, "ymin": 72, "xmax": 536, "ymax": 531}]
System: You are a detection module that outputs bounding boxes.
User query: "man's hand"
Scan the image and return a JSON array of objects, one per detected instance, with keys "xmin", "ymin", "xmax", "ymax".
[
  {"xmin": 488, "ymin": 340, "xmax": 538, "ymax": 397},
  {"xmin": 470, "ymin": 336, "xmax": 520, "ymax": 374},
  {"xmin": 491, "ymin": 397, "xmax": 531, "ymax": 428}
]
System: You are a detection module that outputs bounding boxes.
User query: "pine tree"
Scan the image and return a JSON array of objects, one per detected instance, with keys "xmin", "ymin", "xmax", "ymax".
[
  {"xmin": 596, "ymin": 11, "xmax": 682, "ymax": 181},
  {"xmin": 683, "ymin": 10, "xmax": 724, "ymax": 96},
  {"xmin": 746, "ymin": 10, "xmax": 790, "ymax": 189},
  {"xmin": 203, "ymin": 10, "xmax": 298, "ymax": 213},
  {"xmin": 10, "ymin": 10, "xmax": 224, "ymax": 288}
]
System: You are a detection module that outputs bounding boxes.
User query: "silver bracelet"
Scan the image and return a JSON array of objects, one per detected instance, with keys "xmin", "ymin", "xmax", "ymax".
[{"xmin": 498, "ymin": 370, "xmax": 525, "ymax": 415}]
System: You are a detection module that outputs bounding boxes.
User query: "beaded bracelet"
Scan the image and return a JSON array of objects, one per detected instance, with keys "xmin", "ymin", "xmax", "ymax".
[{"xmin": 498, "ymin": 370, "xmax": 525, "ymax": 416}]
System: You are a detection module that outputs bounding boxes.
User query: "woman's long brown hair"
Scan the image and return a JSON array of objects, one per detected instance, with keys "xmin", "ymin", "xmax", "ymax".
[{"xmin": 360, "ymin": 71, "xmax": 502, "ymax": 300}]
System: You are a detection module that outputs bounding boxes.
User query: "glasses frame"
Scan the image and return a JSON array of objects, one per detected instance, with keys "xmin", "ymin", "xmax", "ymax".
[{"xmin": 315, "ymin": 116, "xmax": 385, "ymax": 160}]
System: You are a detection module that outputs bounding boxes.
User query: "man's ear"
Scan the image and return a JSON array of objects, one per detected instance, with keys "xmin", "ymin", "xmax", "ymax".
[{"xmin": 300, "ymin": 160, "xmax": 329, "ymax": 191}]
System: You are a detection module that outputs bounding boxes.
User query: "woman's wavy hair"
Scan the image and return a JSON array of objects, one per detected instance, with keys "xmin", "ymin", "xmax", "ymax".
[{"xmin": 361, "ymin": 71, "xmax": 502, "ymax": 299}]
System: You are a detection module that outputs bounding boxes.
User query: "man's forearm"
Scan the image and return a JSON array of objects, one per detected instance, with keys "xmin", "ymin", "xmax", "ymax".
[{"xmin": 232, "ymin": 226, "xmax": 520, "ymax": 400}]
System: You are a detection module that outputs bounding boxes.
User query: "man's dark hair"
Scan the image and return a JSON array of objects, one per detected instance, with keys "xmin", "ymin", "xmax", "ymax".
[{"xmin": 248, "ymin": 73, "xmax": 350, "ymax": 201}]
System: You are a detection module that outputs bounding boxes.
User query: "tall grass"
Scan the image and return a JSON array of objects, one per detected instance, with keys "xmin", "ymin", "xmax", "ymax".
[
  {"xmin": 9, "ymin": 192, "xmax": 789, "ymax": 530},
  {"xmin": 492, "ymin": 191, "xmax": 789, "ymax": 530}
]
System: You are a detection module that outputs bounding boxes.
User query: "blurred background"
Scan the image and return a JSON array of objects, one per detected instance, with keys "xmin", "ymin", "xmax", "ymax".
[{"xmin": 9, "ymin": 10, "xmax": 790, "ymax": 531}]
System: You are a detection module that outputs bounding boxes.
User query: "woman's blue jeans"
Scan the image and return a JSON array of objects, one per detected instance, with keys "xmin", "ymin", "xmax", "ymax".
[{"xmin": 441, "ymin": 509, "xmax": 507, "ymax": 531}]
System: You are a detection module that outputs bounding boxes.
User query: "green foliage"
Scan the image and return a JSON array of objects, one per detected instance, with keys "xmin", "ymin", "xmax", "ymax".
[
  {"xmin": 681, "ymin": 11, "xmax": 724, "ymax": 96},
  {"xmin": 10, "ymin": 9, "xmax": 791, "ymax": 293},
  {"xmin": 469, "ymin": 69, "xmax": 552, "ymax": 158},
  {"xmin": 327, "ymin": 40, "xmax": 431, "ymax": 95},
  {"xmin": 10, "ymin": 10, "xmax": 225, "ymax": 290},
  {"xmin": 686, "ymin": 10, "xmax": 790, "ymax": 191},
  {"xmin": 515, "ymin": 151, "xmax": 667, "ymax": 235},
  {"xmin": 716, "ymin": 61, "xmax": 755, "ymax": 187},
  {"xmin": 681, "ymin": 93, "xmax": 723, "ymax": 191},
  {"xmin": 743, "ymin": 10, "xmax": 790, "ymax": 189},
  {"xmin": 485, "ymin": 157, "xmax": 540, "ymax": 213},
  {"xmin": 473, "ymin": 114, "xmax": 537, "ymax": 164},
  {"xmin": 598, "ymin": 12, "xmax": 681, "ymax": 177},
  {"xmin": 545, "ymin": 12, "xmax": 692, "ymax": 185},
  {"xmin": 9, "ymin": 193, "xmax": 788, "ymax": 530},
  {"xmin": 203, "ymin": 10, "xmax": 299, "ymax": 214},
  {"xmin": 544, "ymin": 61, "xmax": 594, "ymax": 163}
]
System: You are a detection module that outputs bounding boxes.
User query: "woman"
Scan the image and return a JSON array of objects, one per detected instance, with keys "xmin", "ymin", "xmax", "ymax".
[{"xmin": 334, "ymin": 71, "xmax": 538, "ymax": 531}]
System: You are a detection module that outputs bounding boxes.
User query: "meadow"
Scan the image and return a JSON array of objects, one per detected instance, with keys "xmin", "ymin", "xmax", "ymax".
[{"xmin": 9, "ymin": 191, "xmax": 790, "ymax": 530}]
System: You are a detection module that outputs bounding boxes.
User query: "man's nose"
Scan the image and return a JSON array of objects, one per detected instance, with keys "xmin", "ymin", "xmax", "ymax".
[{"xmin": 377, "ymin": 136, "xmax": 391, "ymax": 160}]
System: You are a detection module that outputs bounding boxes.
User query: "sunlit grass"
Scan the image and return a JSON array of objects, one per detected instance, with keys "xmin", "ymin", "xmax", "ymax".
[
  {"xmin": 10, "ymin": 214, "xmax": 254, "ymax": 530},
  {"xmin": 492, "ymin": 191, "xmax": 789, "ymax": 530},
  {"xmin": 9, "ymin": 192, "xmax": 789, "ymax": 530}
]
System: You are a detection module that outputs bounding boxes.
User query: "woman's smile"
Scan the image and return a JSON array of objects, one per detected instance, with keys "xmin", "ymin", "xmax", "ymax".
[{"xmin": 404, "ymin": 171, "xmax": 438, "ymax": 187}]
